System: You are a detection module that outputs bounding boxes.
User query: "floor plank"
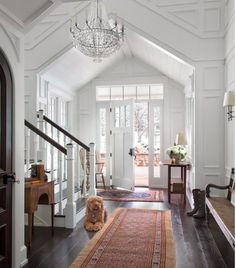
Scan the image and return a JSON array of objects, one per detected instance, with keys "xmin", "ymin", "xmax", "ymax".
[{"xmin": 23, "ymin": 191, "xmax": 234, "ymax": 268}]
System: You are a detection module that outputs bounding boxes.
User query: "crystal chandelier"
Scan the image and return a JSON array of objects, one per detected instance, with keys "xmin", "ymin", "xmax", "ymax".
[{"xmin": 70, "ymin": 0, "xmax": 124, "ymax": 63}]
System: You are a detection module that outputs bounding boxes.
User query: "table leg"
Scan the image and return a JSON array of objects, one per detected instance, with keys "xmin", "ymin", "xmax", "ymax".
[
  {"xmin": 183, "ymin": 166, "xmax": 186, "ymax": 205},
  {"xmin": 28, "ymin": 212, "xmax": 32, "ymax": 247},
  {"xmin": 51, "ymin": 203, "xmax": 54, "ymax": 235},
  {"xmin": 168, "ymin": 166, "xmax": 171, "ymax": 203},
  {"xmin": 32, "ymin": 212, "xmax": 34, "ymax": 235}
]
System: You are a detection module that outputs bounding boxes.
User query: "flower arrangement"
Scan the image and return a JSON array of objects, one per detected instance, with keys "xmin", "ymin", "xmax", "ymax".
[{"xmin": 166, "ymin": 145, "xmax": 187, "ymax": 163}]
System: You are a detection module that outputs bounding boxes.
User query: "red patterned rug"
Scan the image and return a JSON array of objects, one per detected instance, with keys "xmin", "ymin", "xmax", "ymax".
[
  {"xmin": 97, "ymin": 189, "xmax": 164, "ymax": 202},
  {"xmin": 70, "ymin": 208, "xmax": 175, "ymax": 268}
]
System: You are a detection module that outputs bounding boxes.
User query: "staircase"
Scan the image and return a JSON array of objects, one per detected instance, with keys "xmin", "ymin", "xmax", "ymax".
[{"xmin": 24, "ymin": 110, "xmax": 96, "ymax": 228}]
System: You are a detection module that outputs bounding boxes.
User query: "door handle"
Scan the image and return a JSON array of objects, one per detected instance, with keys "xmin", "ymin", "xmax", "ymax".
[
  {"xmin": 128, "ymin": 148, "xmax": 136, "ymax": 159},
  {"xmin": 3, "ymin": 173, "xmax": 20, "ymax": 184}
]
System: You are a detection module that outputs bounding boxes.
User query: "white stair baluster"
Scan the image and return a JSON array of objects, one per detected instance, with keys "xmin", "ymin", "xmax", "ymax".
[
  {"xmin": 58, "ymin": 151, "xmax": 64, "ymax": 215},
  {"xmin": 33, "ymin": 132, "xmax": 38, "ymax": 164},
  {"xmin": 50, "ymin": 124, "xmax": 54, "ymax": 182},
  {"xmin": 82, "ymin": 148, "xmax": 86, "ymax": 197},
  {"xmin": 89, "ymin": 143, "xmax": 96, "ymax": 196},
  {"xmin": 77, "ymin": 145, "xmax": 81, "ymax": 198},
  {"xmin": 38, "ymin": 110, "xmax": 46, "ymax": 164},
  {"xmin": 65, "ymin": 143, "xmax": 76, "ymax": 228}
]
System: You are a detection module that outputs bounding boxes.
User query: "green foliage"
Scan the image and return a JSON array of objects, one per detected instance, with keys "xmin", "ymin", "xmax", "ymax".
[{"xmin": 166, "ymin": 145, "xmax": 187, "ymax": 160}]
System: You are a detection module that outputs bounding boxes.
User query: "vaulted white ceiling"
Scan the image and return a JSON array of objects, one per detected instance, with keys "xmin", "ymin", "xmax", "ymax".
[
  {"xmin": 41, "ymin": 28, "xmax": 193, "ymax": 91},
  {"xmin": 0, "ymin": 0, "xmax": 194, "ymax": 90},
  {"xmin": 41, "ymin": 47, "xmax": 124, "ymax": 91}
]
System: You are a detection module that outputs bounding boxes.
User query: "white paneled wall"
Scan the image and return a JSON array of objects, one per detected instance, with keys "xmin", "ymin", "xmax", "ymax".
[
  {"xmin": 224, "ymin": 0, "xmax": 235, "ymax": 203},
  {"xmin": 194, "ymin": 60, "xmax": 225, "ymax": 191}
]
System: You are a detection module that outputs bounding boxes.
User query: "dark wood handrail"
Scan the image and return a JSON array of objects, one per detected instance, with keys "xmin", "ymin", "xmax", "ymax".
[
  {"xmin": 38, "ymin": 114, "xmax": 89, "ymax": 151},
  {"xmin": 25, "ymin": 120, "xmax": 67, "ymax": 155}
]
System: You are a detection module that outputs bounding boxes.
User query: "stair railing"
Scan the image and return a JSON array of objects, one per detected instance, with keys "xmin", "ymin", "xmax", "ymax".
[
  {"xmin": 25, "ymin": 118, "xmax": 95, "ymax": 228},
  {"xmin": 37, "ymin": 110, "xmax": 96, "ymax": 214}
]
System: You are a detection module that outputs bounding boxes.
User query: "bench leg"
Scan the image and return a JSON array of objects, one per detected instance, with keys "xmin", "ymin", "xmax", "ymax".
[{"xmin": 206, "ymin": 206, "xmax": 210, "ymax": 225}]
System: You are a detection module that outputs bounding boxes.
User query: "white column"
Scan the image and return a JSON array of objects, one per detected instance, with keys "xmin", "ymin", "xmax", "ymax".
[
  {"xmin": 65, "ymin": 143, "xmax": 76, "ymax": 228},
  {"xmin": 37, "ymin": 109, "xmax": 47, "ymax": 164},
  {"xmin": 89, "ymin": 143, "xmax": 96, "ymax": 196}
]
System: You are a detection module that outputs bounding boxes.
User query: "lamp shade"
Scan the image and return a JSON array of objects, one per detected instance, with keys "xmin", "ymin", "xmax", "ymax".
[
  {"xmin": 223, "ymin": 91, "xmax": 235, "ymax": 107},
  {"xmin": 175, "ymin": 132, "xmax": 187, "ymax": 145}
]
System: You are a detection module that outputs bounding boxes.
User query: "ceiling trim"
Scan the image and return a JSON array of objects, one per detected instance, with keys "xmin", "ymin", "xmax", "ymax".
[
  {"xmin": 0, "ymin": 3, "xmax": 24, "ymax": 32},
  {"xmin": 24, "ymin": 2, "xmax": 89, "ymax": 50},
  {"xmin": 134, "ymin": 0, "xmax": 225, "ymax": 39}
]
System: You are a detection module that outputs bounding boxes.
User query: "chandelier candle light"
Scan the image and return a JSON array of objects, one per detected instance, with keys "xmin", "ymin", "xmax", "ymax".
[{"xmin": 70, "ymin": 0, "xmax": 124, "ymax": 63}]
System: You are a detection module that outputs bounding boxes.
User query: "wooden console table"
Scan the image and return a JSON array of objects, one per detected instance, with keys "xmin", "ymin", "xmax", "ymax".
[
  {"xmin": 162, "ymin": 161, "xmax": 191, "ymax": 205},
  {"xmin": 25, "ymin": 180, "xmax": 55, "ymax": 247}
]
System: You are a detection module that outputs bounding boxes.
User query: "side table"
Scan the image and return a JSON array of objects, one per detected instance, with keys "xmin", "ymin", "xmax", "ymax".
[{"xmin": 163, "ymin": 161, "xmax": 191, "ymax": 205}]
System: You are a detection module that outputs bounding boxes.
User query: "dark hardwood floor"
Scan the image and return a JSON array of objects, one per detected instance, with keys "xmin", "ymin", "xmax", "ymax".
[{"xmin": 23, "ymin": 190, "xmax": 234, "ymax": 268}]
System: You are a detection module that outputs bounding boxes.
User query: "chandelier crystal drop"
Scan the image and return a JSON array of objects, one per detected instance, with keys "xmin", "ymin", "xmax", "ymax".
[{"xmin": 70, "ymin": 0, "xmax": 124, "ymax": 63}]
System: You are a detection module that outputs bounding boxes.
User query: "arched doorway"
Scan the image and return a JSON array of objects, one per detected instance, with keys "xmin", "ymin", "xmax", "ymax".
[{"xmin": 0, "ymin": 49, "xmax": 13, "ymax": 268}]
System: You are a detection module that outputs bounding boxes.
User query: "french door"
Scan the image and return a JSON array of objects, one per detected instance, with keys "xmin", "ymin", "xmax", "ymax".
[
  {"xmin": 96, "ymin": 100, "xmax": 163, "ymax": 189},
  {"xmin": 110, "ymin": 100, "xmax": 135, "ymax": 190},
  {"xmin": 0, "ymin": 50, "xmax": 13, "ymax": 268}
]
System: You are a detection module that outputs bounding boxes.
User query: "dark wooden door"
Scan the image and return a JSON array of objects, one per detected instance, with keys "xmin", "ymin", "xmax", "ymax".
[{"xmin": 0, "ymin": 50, "xmax": 13, "ymax": 268}]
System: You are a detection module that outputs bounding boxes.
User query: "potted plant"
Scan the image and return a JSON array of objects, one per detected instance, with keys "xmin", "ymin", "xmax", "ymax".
[{"xmin": 166, "ymin": 145, "xmax": 187, "ymax": 164}]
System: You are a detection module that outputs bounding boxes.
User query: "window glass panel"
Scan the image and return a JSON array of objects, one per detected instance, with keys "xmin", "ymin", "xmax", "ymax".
[
  {"xmin": 114, "ymin": 107, "xmax": 120, "ymax": 128},
  {"xmin": 125, "ymin": 105, "xmax": 130, "ymax": 127},
  {"xmin": 150, "ymin": 84, "xmax": 163, "ymax": 99},
  {"xmin": 154, "ymin": 106, "xmax": 161, "ymax": 178},
  {"xmin": 111, "ymin": 86, "xmax": 123, "ymax": 100},
  {"xmin": 120, "ymin": 106, "xmax": 125, "ymax": 127},
  {"xmin": 137, "ymin": 85, "xmax": 149, "ymax": 100},
  {"xmin": 97, "ymin": 87, "xmax": 110, "ymax": 101},
  {"xmin": 99, "ymin": 108, "xmax": 106, "ymax": 154},
  {"xmin": 124, "ymin": 86, "xmax": 136, "ymax": 100},
  {"xmin": 134, "ymin": 102, "xmax": 149, "ymax": 184}
]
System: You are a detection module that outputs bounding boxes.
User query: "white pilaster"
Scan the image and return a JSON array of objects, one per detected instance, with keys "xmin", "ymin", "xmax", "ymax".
[{"xmin": 25, "ymin": 127, "xmax": 30, "ymax": 177}]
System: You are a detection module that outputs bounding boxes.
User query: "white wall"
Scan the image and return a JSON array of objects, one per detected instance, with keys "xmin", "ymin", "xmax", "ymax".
[
  {"xmin": 0, "ymin": 14, "xmax": 27, "ymax": 268},
  {"xmin": 224, "ymin": 0, "xmax": 235, "ymax": 202},
  {"xmin": 76, "ymin": 56, "xmax": 185, "ymax": 188}
]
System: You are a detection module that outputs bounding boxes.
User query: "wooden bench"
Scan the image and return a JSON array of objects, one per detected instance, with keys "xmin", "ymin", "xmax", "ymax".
[{"xmin": 206, "ymin": 167, "xmax": 235, "ymax": 249}]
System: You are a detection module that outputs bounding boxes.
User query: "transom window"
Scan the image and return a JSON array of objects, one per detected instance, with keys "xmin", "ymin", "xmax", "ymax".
[{"xmin": 96, "ymin": 84, "xmax": 163, "ymax": 101}]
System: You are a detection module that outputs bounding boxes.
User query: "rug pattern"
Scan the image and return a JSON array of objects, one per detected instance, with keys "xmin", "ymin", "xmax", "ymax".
[
  {"xmin": 70, "ymin": 208, "xmax": 175, "ymax": 268},
  {"xmin": 97, "ymin": 189, "xmax": 164, "ymax": 202}
]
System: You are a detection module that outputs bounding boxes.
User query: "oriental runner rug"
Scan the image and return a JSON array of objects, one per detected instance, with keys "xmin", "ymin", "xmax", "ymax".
[
  {"xmin": 70, "ymin": 208, "xmax": 176, "ymax": 268},
  {"xmin": 97, "ymin": 189, "xmax": 164, "ymax": 202}
]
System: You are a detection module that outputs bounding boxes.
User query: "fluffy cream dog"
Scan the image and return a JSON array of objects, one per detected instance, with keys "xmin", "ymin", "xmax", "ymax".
[{"xmin": 84, "ymin": 196, "xmax": 107, "ymax": 232}]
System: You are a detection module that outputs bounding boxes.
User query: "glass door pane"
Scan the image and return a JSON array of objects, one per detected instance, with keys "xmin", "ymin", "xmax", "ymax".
[
  {"xmin": 153, "ymin": 106, "xmax": 161, "ymax": 178},
  {"xmin": 149, "ymin": 101, "xmax": 163, "ymax": 187},
  {"xmin": 98, "ymin": 107, "xmax": 107, "ymax": 176},
  {"xmin": 134, "ymin": 102, "xmax": 149, "ymax": 186}
]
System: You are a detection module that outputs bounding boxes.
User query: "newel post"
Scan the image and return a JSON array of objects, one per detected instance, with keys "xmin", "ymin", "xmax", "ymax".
[
  {"xmin": 89, "ymin": 143, "xmax": 96, "ymax": 196},
  {"xmin": 65, "ymin": 143, "xmax": 76, "ymax": 228},
  {"xmin": 37, "ymin": 110, "xmax": 46, "ymax": 163}
]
